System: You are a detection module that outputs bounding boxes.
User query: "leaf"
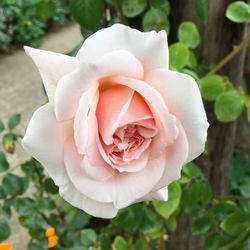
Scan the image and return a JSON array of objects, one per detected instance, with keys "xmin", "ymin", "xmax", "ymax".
[
  {"xmin": 199, "ymin": 74, "xmax": 226, "ymax": 101},
  {"xmin": 194, "ymin": 0, "xmax": 208, "ymax": 23},
  {"xmin": 166, "ymin": 215, "xmax": 177, "ymax": 232},
  {"xmin": 142, "ymin": 8, "xmax": 170, "ymax": 33},
  {"xmin": 247, "ymin": 105, "xmax": 250, "ymax": 123},
  {"xmin": 212, "ymin": 201, "xmax": 238, "ymax": 220},
  {"xmin": 182, "ymin": 162, "xmax": 205, "ymax": 179},
  {"xmin": 0, "ymin": 151, "xmax": 9, "ymax": 172},
  {"xmin": 192, "ymin": 216, "xmax": 213, "ymax": 235},
  {"xmin": 36, "ymin": 0, "xmax": 57, "ymax": 18},
  {"xmin": 69, "ymin": 0, "xmax": 104, "ymax": 31},
  {"xmin": 0, "ymin": 218, "xmax": 10, "ymax": 242},
  {"xmin": 112, "ymin": 236, "xmax": 130, "ymax": 250},
  {"xmin": 239, "ymin": 179, "xmax": 250, "ymax": 197},
  {"xmin": 8, "ymin": 114, "xmax": 21, "ymax": 130},
  {"xmin": 150, "ymin": 0, "xmax": 170, "ymax": 16},
  {"xmin": 220, "ymin": 211, "xmax": 250, "ymax": 236},
  {"xmin": 205, "ymin": 233, "xmax": 224, "ymax": 250},
  {"xmin": 122, "ymin": 0, "xmax": 147, "ymax": 18},
  {"xmin": 2, "ymin": 133, "xmax": 16, "ymax": 154},
  {"xmin": 44, "ymin": 178, "xmax": 58, "ymax": 194},
  {"xmin": 226, "ymin": 1, "xmax": 250, "ymax": 23},
  {"xmin": 2, "ymin": 174, "xmax": 26, "ymax": 196},
  {"xmin": 178, "ymin": 22, "xmax": 200, "ymax": 49},
  {"xmin": 80, "ymin": 229, "xmax": 97, "ymax": 247},
  {"xmin": 169, "ymin": 43, "xmax": 190, "ymax": 70},
  {"xmin": 215, "ymin": 90, "xmax": 244, "ymax": 122},
  {"xmin": 0, "ymin": 120, "xmax": 4, "ymax": 133},
  {"xmin": 37, "ymin": 197, "xmax": 56, "ymax": 211},
  {"xmin": 152, "ymin": 182, "xmax": 181, "ymax": 219},
  {"xmin": 15, "ymin": 198, "xmax": 36, "ymax": 216}
]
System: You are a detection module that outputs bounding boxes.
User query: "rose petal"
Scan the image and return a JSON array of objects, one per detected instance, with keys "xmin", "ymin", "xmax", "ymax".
[
  {"xmin": 77, "ymin": 24, "xmax": 169, "ymax": 71},
  {"xmin": 145, "ymin": 69, "xmax": 209, "ymax": 162},
  {"xmin": 64, "ymin": 137, "xmax": 165, "ymax": 208},
  {"xmin": 24, "ymin": 46, "xmax": 79, "ymax": 102},
  {"xmin": 55, "ymin": 50, "xmax": 143, "ymax": 121},
  {"xmin": 137, "ymin": 186, "xmax": 168, "ymax": 202},
  {"xmin": 59, "ymin": 181, "xmax": 118, "ymax": 218},
  {"xmin": 22, "ymin": 103, "xmax": 72, "ymax": 186}
]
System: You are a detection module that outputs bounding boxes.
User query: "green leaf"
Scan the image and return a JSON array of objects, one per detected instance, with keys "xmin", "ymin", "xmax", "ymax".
[
  {"xmin": 0, "ymin": 151, "xmax": 9, "ymax": 172},
  {"xmin": 150, "ymin": 0, "xmax": 170, "ymax": 16},
  {"xmin": 169, "ymin": 43, "xmax": 190, "ymax": 70},
  {"xmin": 0, "ymin": 120, "xmax": 4, "ymax": 133},
  {"xmin": 15, "ymin": 197, "xmax": 36, "ymax": 216},
  {"xmin": 80, "ymin": 229, "xmax": 97, "ymax": 247},
  {"xmin": 166, "ymin": 215, "xmax": 177, "ymax": 232},
  {"xmin": 112, "ymin": 236, "xmax": 130, "ymax": 250},
  {"xmin": 220, "ymin": 211, "xmax": 250, "ymax": 236},
  {"xmin": 187, "ymin": 50, "xmax": 198, "ymax": 68},
  {"xmin": 153, "ymin": 182, "xmax": 181, "ymax": 219},
  {"xmin": 44, "ymin": 178, "xmax": 58, "ymax": 194},
  {"xmin": 0, "ymin": 218, "xmax": 10, "ymax": 242},
  {"xmin": 8, "ymin": 114, "xmax": 21, "ymax": 130},
  {"xmin": 212, "ymin": 201, "xmax": 238, "ymax": 220},
  {"xmin": 38, "ymin": 197, "xmax": 56, "ymax": 211},
  {"xmin": 178, "ymin": 22, "xmax": 200, "ymax": 49},
  {"xmin": 247, "ymin": 105, "xmax": 250, "ymax": 123},
  {"xmin": 205, "ymin": 233, "xmax": 224, "ymax": 250},
  {"xmin": 199, "ymin": 74, "xmax": 226, "ymax": 101},
  {"xmin": 71, "ymin": 210, "xmax": 90, "ymax": 230},
  {"xmin": 2, "ymin": 174, "xmax": 26, "ymax": 196},
  {"xmin": 192, "ymin": 216, "xmax": 213, "ymax": 235},
  {"xmin": 28, "ymin": 242, "xmax": 44, "ymax": 250},
  {"xmin": 36, "ymin": 0, "xmax": 57, "ymax": 18},
  {"xmin": 194, "ymin": 0, "xmax": 208, "ymax": 23},
  {"xmin": 182, "ymin": 162, "xmax": 205, "ymax": 179},
  {"xmin": 70, "ymin": 0, "xmax": 104, "ymax": 31},
  {"xmin": 215, "ymin": 90, "xmax": 244, "ymax": 122},
  {"xmin": 122, "ymin": 0, "xmax": 147, "ymax": 18},
  {"xmin": 226, "ymin": 1, "xmax": 250, "ymax": 23},
  {"xmin": 133, "ymin": 240, "xmax": 149, "ymax": 250},
  {"xmin": 239, "ymin": 179, "xmax": 250, "ymax": 197},
  {"xmin": 142, "ymin": 8, "xmax": 170, "ymax": 33}
]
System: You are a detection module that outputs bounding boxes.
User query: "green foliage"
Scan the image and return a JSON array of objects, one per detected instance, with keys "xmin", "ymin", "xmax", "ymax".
[
  {"xmin": 142, "ymin": 8, "xmax": 169, "ymax": 33},
  {"xmin": 0, "ymin": 218, "xmax": 11, "ymax": 242},
  {"xmin": 122, "ymin": 0, "xmax": 147, "ymax": 18},
  {"xmin": 199, "ymin": 74, "xmax": 226, "ymax": 101},
  {"xmin": 0, "ymin": 121, "xmax": 4, "ymax": 133},
  {"xmin": 8, "ymin": 114, "xmax": 21, "ymax": 130},
  {"xmin": 169, "ymin": 43, "xmax": 190, "ymax": 70},
  {"xmin": 70, "ymin": 0, "xmax": 104, "ymax": 32},
  {"xmin": 0, "ymin": 151, "xmax": 9, "ymax": 172},
  {"xmin": 226, "ymin": 1, "xmax": 250, "ymax": 23},
  {"xmin": 194, "ymin": 0, "xmax": 208, "ymax": 23},
  {"xmin": 112, "ymin": 236, "xmax": 130, "ymax": 250},
  {"xmin": 192, "ymin": 216, "xmax": 213, "ymax": 235},
  {"xmin": 80, "ymin": 229, "xmax": 97, "ymax": 247},
  {"xmin": 36, "ymin": 0, "xmax": 57, "ymax": 18},
  {"xmin": 215, "ymin": 90, "xmax": 244, "ymax": 122},
  {"xmin": 178, "ymin": 22, "xmax": 200, "ymax": 49}
]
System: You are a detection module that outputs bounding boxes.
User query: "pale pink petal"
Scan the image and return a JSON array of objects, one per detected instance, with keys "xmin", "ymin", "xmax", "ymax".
[
  {"xmin": 145, "ymin": 69, "xmax": 209, "ymax": 162},
  {"xmin": 64, "ymin": 137, "xmax": 165, "ymax": 208},
  {"xmin": 137, "ymin": 187, "xmax": 168, "ymax": 202},
  {"xmin": 111, "ymin": 76, "xmax": 179, "ymax": 145},
  {"xmin": 96, "ymin": 85, "xmax": 134, "ymax": 145},
  {"xmin": 24, "ymin": 46, "xmax": 79, "ymax": 102},
  {"xmin": 59, "ymin": 181, "xmax": 118, "ymax": 218},
  {"xmin": 153, "ymin": 122, "xmax": 189, "ymax": 191},
  {"xmin": 22, "ymin": 103, "xmax": 72, "ymax": 186},
  {"xmin": 77, "ymin": 24, "xmax": 169, "ymax": 71},
  {"xmin": 54, "ymin": 50, "xmax": 143, "ymax": 121}
]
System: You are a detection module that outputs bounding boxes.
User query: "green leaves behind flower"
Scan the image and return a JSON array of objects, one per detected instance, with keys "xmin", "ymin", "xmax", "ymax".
[
  {"xmin": 36, "ymin": 0, "xmax": 57, "ymax": 19},
  {"xmin": 215, "ymin": 90, "xmax": 244, "ymax": 122},
  {"xmin": 192, "ymin": 216, "xmax": 213, "ymax": 235},
  {"xmin": 169, "ymin": 43, "xmax": 190, "ymax": 70},
  {"xmin": 178, "ymin": 22, "xmax": 200, "ymax": 49},
  {"xmin": 194, "ymin": 0, "xmax": 208, "ymax": 23},
  {"xmin": 0, "ymin": 218, "xmax": 11, "ymax": 242},
  {"xmin": 122, "ymin": 0, "xmax": 147, "ymax": 18},
  {"xmin": 153, "ymin": 182, "xmax": 181, "ymax": 219},
  {"xmin": 226, "ymin": 1, "xmax": 250, "ymax": 23},
  {"xmin": 112, "ymin": 236, "xmax": 130, "ymax": 250},
  {"xmin": 80, "ymin": 229, "xmax": 97, "ymax": 247},
  {"xmin": 0, "ymin": 151, "xmax": 9, "ymax": 172},
  {"xmin": 150, "ymin": 0, "xmax": 170, "ymax": 16},
  {"xmin": 199, "ymin": 74, "xmax": 226, "ymax": 101},
  {"xmin": 0, "ymin": 120, "xmax": 4, "ymax": 133},
  {"xmin": 70, "ymin": 0, "xmax": 104, "ymax": 32},
  {"xmin": 142, "ymin": 8, "xmax": 170, "ymax": 33},
  {"xmin": 8, "ymin": 114, "xmax": 21, "ymax": 130}
]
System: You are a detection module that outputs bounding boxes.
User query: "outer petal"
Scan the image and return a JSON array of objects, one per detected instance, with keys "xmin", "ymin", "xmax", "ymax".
[
  {"xmin": 137, "ymin": 187, "xmax": 168, "ymax": 202},
  {"xmin": 145, "ymin": 69, "xmax": 209, "ymax": 162},
  {"xmin": 77, "ymin": 24, "xmax": 169, "ymax": 71},
  {"xmin": 24, "ymin": 46, "xmax": 79, "ymax": 102},
  {"xmin": 22, "ymin": 103, "xmax": 72, "ymax": 186},
  {"xmin": 64, "ymin": 137, "xmax": 165, "ymax": 209},
  {"xmin": 55, "ymin": 50, "xmax": 143, "ymax": 121},
  {"xmin": 60, "ymin": 181, "xmax": 118, "ymax": 218}
]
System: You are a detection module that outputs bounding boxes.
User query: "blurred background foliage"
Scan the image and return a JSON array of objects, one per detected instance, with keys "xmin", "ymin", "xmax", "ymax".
[{"xmin": 1, "ymin": 0, "xmax": 250, "ymax": 249}]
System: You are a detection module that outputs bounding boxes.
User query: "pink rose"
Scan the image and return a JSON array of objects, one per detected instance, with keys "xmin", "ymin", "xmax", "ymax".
[{"xmin": 23, "ymin": 24, "xmax": 208, "ymax": 218}]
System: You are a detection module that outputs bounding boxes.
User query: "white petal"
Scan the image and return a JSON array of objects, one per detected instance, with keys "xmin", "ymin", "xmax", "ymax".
[
  {"xmin": 54, "ymin": 50, "xmax": 143, "ymax": 121},
  {"xmin": 22, "ymin": 103, "xmax": 72, "ymax": 186},
  {"xmin": 60, "ymin": 181, "xmax": 118, "ymax": 218},
  {"xmin": 77, "ymin": 24, "xmax": 169, "ymax": 71},
  {"xmin": 145, "ymin": 69, "xmax": 209, "ymax": 162},
  {"xmin": 137, "ymin": 186, "xmax": 168, "ymax": 202},
  {"xmin": 63, "ymin": 137, "xmax": 165, "ymax": 209},
  {"xmin": 24, "ymin": 46, "xmax": 79, "ymax": 102}
]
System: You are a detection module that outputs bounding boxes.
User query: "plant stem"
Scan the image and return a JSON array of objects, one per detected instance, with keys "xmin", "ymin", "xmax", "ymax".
[{"xmin": 207, "ymin": 30, "xmax": 250, "ymax": 75}]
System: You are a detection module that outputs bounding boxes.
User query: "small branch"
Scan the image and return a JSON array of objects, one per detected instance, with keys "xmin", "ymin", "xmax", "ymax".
[
  {"xmin": 215, "ymin": 195, "xmax": 249, "ymax": 201},
  {"xmin": 207, "ymin": 31, "xmax": 250, "ymax": 75}
]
